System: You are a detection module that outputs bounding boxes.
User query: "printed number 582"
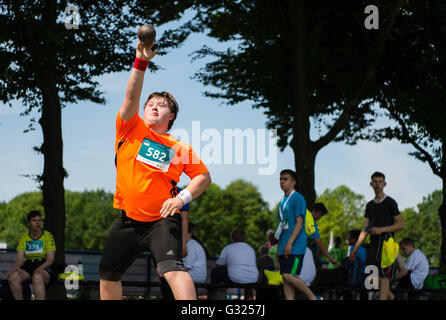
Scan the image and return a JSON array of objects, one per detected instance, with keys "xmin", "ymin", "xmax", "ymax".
[{"xmin": 147, "ymin": 147, "xmax": 167, "ymax": 161}]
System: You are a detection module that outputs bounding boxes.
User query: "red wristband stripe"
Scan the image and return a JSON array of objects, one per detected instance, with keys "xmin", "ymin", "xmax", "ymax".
[{"xmin": 133, "ymin": 57, "xmax": 149, "ymax": 71}]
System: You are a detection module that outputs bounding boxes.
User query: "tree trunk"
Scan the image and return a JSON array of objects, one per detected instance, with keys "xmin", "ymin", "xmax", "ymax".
[
  {"xmin": 39, "ymin": 0, "xmax": 66, "ymax": 268},
  {"xmin": 439, "ymin": 140, "xmax": 446, "ymax": 274},
  {"xmin": 285, "ymin": 0, "xmax": 403, "ymax": 209},
  {"xmin": 440, "ymin": 189, "xmax": 446, "ymax": 274},
  {"xmin": 287, "ymin": 0, "xmax": 317, "ymax": 207},
  {"xmin": 39, "ymin": 83, "xmax": 66, "ymax": 268}
]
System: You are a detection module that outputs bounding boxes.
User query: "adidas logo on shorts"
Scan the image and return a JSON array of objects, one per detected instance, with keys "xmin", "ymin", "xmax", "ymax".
[{"xmin": 166, "ymin": 250, "xmax": 174, "ymax": 256}]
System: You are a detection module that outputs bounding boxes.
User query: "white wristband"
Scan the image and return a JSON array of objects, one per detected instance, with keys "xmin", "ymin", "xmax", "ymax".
[{"xmin": 176, "ymin": 189, "xmax": 193, "ymax": 205}]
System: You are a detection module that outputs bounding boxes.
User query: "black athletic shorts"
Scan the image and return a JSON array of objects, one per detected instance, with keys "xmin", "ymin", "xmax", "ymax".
[
  {"xmin": 279, "ymin": 254, "xmax": 304, "ymax": 277},
  {"xmin": 397, "ymin": 271, "xmax": 414, "ymax": 290},
  {"xmin": 21, "ymin": 260, "xmax": 57, "ymax": 281},
  {"xmin": 99, "ymin": 211, "xmax": 187, "ymax": 281}
]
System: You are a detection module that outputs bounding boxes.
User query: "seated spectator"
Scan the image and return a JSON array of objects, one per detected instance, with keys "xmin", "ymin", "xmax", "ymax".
[
  {"xmin": 211, "ymin": 229, "xmax": 259, "ymax": 299},
  {"xmin": 183, "ymin": 222, "xmax": 208, "ymax": 283},
  {"xmin": 257, "ymin": 245, "xmax": 275, "ymax": 284},
  {"xmin": 346, "ymin": 230, "xmax": 367, "ymax": 264},
  {"xmin": 328, "ymin": 236, "xmax": 346, "ymax": 269},
  {"xmin": 343, "ymin": 229, "xmax": 367, "ymax": 295},
  {"xmin": 266, "ymin": 229, "xmax": 279, "ymax": 270},
  {"xmin": 7, "ymin": 210, "xmax": 57, "ymax": 300},
  {"xmin": 394, "ymin": 238, "xmax": 429, "ymax": 292},
  {"xmin": 256, "ymin": 245, "xmax": 282, "ymax": 300}
]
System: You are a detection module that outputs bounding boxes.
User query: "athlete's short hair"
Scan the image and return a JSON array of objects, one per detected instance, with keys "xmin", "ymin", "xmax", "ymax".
[
  {"xmin": 400, "ymin": 238, "xmax": 414, "ymax": 247},
  {"xmin": 312, "ymin": 202, "xmax": 328, "ymax": 216},
  {"xmin": 371, "ymin": 171, "xmax": 386, "ymax": 180},
  {"xmin": 280, "ymin": 169, "xmax": 297, "ymax": 182},
  {"xmin": 334, "ymin": 236, "xmax": 342, "ymax": 245},
  {"xmin": 348, "ymin": 229, "xmax": 361, "ymax": 241},
  {"xmin": 188, "ymin": 222, "xmax": 197, "ymax": 234},
  {"xmin": 231, "ymin": 229, "xmax": 246, "ymax": 242},
  {"xmin": 258, "ymin": 245, "xmax": 268, "ymax": 255},
  {"xmin": 27, "ymin": 210, "xmax": 42, "ymax": 221},
  {"xmin": 144, "ymin": 91, "xmax": 179, "ymax": 130}
]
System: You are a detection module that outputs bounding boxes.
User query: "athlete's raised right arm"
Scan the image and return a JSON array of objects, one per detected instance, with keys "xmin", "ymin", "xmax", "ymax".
[
  {"xmin": 350, "ymin": 218, "xmax": 370, "ymax": 260},
  {"xmin": 119, "ymin": 40, "xmax": 158, "ymax": 121}
]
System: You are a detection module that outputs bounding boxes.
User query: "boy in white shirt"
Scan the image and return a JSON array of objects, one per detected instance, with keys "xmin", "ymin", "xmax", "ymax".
[
  {"xmin": 211, "ymin": 229, "xmax": 259, "ymax": 299},
  {"xmin": 394, "ymin": 238, "xmax": 429, "ymax": 291}
]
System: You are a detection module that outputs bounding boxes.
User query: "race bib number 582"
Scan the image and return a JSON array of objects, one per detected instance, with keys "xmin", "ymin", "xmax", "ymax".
[{"xmin": 136, "ymin": 138, "xmax": 175, "ymax": 172}]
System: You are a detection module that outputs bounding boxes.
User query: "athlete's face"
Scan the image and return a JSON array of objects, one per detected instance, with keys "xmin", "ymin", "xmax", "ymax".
[
  {"xmin": 280, "ymin": 173, "xmax": 296, "ymax": 193},
  {"xmin": 400, "ymin": 244, "xmax": 414, "ymax": 256},
  {"xmin": 28, "ymin": 216, "xmax": 43, "ymax": 232},
  {"xmin": 370, "ymin": 176, "xmax": 386, "ymax": 194},
  {"xmin": 312, "ymin": 210, "xmax": 322, "ymax": 221},
  {"xmin": 143, "ymin": 96, "xmax": 174, "ymax": 130},
  {"xmin": 346, "ymin": 234, "xmax": 355, "ymax": 245}
]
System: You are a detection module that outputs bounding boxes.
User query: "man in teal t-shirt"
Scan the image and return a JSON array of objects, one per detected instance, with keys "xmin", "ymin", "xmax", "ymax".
[{"xmin": 276, "ymin": 169, "xmax": 321, "ymax": 300}]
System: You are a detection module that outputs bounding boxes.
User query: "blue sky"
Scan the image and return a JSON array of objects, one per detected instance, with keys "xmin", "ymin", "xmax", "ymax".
[{"xmin": 0, "ymin": 21, "xmax": 442, "ymax": 212}]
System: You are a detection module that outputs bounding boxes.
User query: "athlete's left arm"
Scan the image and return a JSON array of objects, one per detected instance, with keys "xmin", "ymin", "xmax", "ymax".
[
  {"xmin": 389, "ymin": 214, "xmax": 405, "ymax": 232},
  {"xmin": 284, "ymin": 216, "xmax": 303, "ymax": 258},
  {"xmin": 160, "ymin": 173, "xmax": 212, "ymax": 218},
  {"xmin": 372, "ymin": 214, "xmax": 405, "ymax": 235},
  {"xmin": 314, "ymin": 238, "xmax": 342, "ymax": 266}
]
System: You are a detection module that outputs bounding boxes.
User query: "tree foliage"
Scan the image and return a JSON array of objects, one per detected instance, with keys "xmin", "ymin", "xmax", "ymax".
[
  {"xmin": 346, "ymin": 0, "xmax": 446, "ymax": 272},
  {"xmin": 0, "ymin": 186, "xmax": 442, "ymax": 267},
  {"xmin": 169, "ymin": 0, "xmax": 405, "ymax": 205},
  {"xmin": 189, "ymin": 179, "xmax": 274, "ymax": 256},
  {"xmin": 396, "ymin": 190, "xmax": 442, "ymax": 266},
  {"xmin": 64, "ymin": 190, "xmax": 119, "ymax": 250},
  {"xmin": 0, "ymin": 192, "xmax": 44, "ymax": 248},
  {"xmin": 314, "ymin": 185, "xmax": 366, "ymax": 248},
  {"xmin": 0, "ymin": 183, "xmax": 273, "ymax": 255},
  {"xmin": 0, "ymin": 0, "xmax": 202, "ymax": 264},
  {"xmin": 0, "ymin": 190, "xmax": 118, "ymax": 250}
]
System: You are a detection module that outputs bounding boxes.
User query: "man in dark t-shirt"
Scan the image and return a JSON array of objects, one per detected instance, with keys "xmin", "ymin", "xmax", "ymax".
[{"xmin": 350, "ymin": 171, "xmax": 405, "ymax": 300}]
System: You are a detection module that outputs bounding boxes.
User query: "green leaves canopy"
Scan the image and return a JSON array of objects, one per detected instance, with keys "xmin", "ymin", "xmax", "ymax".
[
  {"xmin": 0, "ymin": 190, "xmax": 118, "ymax": 250},
  {"xmin": 189, "ymin": 179, "xmax": 274, "ymax": 256},
  {"xmin": 315, "ymin": 185, "xmax": 366, "ymax": 248},
  {"xmin": 0, "ymin": 185, "xmax": 441, "ymax": 268},
  {"xmin": 396, "ymin": 191, "xmax": 442, "ymax": 266}
]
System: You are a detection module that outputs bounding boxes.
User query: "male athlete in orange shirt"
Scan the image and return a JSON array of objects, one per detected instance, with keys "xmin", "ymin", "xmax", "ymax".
[{"xmin": 99, "ymin": 38, "xmax": 211, "ymax": 300}]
